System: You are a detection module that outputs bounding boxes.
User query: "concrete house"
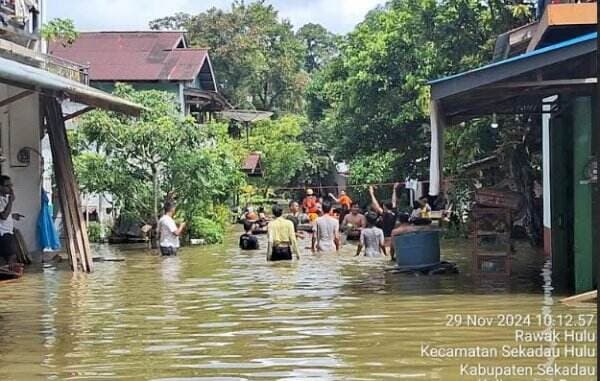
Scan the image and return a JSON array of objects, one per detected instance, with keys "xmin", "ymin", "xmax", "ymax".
[{"xmin": 0, "ymin": 0, "xmax": 142, "ymax": 270}]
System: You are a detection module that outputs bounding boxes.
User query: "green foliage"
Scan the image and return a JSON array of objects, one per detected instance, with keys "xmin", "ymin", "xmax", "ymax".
[
  {"xmin": 41, "ymin": 18, "xmax": 79, "ymax": 46},
  {"xmin": 189, "ymin": 216, "xmax": 225, "ymax": 244},
  {"xmin": 150, "ymin": 1, "xmax": 309, "ymax": 113},
  {"xmin": 349, "ymin": 151, "xmax": 397, "ymax": 191},
  {"xmin": 296, "ymin": 23, "xmax": 339, "ymax": 73},
  {"xmin": 72, "ymin": 85, "xmax": 244, "ymax": 232},
  {"xmin": 233, "ymin": 115, "xmax": 309, "ymax": 192},
  {"xmin": 307, "ymin": 0, "xmax": 535, "ymax": 183},
  {"xmin": 86, "ymin": 222, "xmax": 106, "ymax": 243}
]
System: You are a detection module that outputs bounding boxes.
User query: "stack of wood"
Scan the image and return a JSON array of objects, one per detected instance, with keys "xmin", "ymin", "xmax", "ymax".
[
  {"xmin": 43, "ymin": 97, "xmax": 93, "ymax": 272},
  {"xmin": 472, "ymin": 188, "xmax": 523, "ymax": 276}
]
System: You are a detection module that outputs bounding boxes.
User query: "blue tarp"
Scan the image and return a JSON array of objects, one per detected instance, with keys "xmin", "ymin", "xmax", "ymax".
[{"xmin": 37, "ymin": 190, "xmax": 60, "ymax": 250}]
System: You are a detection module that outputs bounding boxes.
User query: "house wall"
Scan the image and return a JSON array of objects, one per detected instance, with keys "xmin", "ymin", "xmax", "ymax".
[
  {"xmin": 572, "ymin": 96, "xmax": 593, "ymax": 293},
  {"xmin": 0, "ymin": 84, "xmax": 42, "ymax": 256},
  {"xmin": 550, "ymin": 106, "xmax": 573, "ymax": 292},
  {"xmin": 549, "ymin": 95, "xmax": 595, "ymax": 293},
  {"xmin": 93, "ymin": 81, "xmax": 184, "ymax": 113}
]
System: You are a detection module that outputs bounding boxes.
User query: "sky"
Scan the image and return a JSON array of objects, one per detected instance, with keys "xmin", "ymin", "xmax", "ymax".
[{"xmin": 46, "ymin": 0, "xmax": 384, "ymax": 34}]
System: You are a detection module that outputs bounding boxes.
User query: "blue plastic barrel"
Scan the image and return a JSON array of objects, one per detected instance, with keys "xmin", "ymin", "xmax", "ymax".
[{"xmin": 394, "ymin": 230, "xmax": 441, "ymax": 270}]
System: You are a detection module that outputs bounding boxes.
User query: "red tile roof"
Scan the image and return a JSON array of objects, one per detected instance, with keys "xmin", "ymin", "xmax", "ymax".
[
  {"xmin": 49, "ymin": 32, "xmax": 210, "ymax": 82},
  {"xmin": 242, "ymin": 153, "xmax": 262, "ymax": 175}
]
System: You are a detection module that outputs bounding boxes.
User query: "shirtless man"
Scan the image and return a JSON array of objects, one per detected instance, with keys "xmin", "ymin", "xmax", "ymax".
[{"xmin": 341, "ymin": 203, "xmax": 366, "ymax": 241}]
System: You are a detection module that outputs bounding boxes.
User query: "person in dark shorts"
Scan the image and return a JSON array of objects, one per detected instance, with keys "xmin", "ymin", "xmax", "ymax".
[
  {"xmin": 239, "ymin": 221, "xmax": 259, "ymax": 250},
  {"xmin": 267, "ymin": 205, "xmax": 299, "ymax": 261}
]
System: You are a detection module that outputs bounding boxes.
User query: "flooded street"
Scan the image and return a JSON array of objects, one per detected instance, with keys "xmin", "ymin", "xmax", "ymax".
[{"xmin": 0, "ymin": 232, "xmax": 596, "ymax": 380}]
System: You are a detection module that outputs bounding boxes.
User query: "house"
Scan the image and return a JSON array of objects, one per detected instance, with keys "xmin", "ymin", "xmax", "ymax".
[
  {"xmin": 427, "ymin": 1, "xmax": 597, "ymax": 293},
  {"xmin": 0, "ymin": 1, "xmax": 143, "ymax": 271},
  {"xmin": 242, "ymin": 152, "xmax": 263, "ymax": 177},
  {"xmin": 49, "ymin": 31, "xmax": 231, "ymax": 122}
]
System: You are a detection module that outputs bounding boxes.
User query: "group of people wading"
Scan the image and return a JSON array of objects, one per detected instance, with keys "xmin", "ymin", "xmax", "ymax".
[{"xmin": 240, "ymin": 183, "xmax": 434, "ymax": 262}]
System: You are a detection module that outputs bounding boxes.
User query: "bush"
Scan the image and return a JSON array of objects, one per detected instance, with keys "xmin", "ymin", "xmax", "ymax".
[
  {"xmin": 87, "ymin": 221, "xmax": 106, "ymax": 243},
  {"xmin": 189, "ymin": 216, "xmax": 225, "ymax": 244}
]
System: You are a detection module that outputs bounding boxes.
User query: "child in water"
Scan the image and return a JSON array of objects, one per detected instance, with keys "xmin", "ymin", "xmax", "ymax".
[{"xmin": 355, "ymin": 212, "xmax": 386, "ymax": 257}]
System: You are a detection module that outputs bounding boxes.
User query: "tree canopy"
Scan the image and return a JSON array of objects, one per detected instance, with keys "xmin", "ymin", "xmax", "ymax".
[{"xmin": 150, "ymin": 1, "xmax": 309, "ymax": 113}]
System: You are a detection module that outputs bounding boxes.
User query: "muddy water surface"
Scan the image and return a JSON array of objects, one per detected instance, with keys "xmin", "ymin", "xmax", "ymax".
[{"xmin": 0, "ymin": 232, "xmax": 596, "ymax": 380}]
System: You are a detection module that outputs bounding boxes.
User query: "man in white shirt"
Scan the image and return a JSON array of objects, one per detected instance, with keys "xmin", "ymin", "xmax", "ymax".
[
  {"xmin": 158, "ymin": 202, "xmax": 186, "ymax": 256},
  {"xmin": 0, "ymin": 175, "xmax": 18, "ymax": 265},
  {"xmin": 312, "ymin": 201, "xmax": 340, "ymax": 253}
]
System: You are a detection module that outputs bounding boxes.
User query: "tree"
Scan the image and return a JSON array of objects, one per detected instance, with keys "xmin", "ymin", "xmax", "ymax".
[
  {"xmin": 41, "ymin": 18, "xmax": 79, "ymax": 46},
  {"xmin": 148, "ymin": 12, "xmax": 192, "ymax": 31},
  {"xmin": 71, "ymin": 85, "xmax": 244, "ymax": 239},
  {"xmin": 150, "ymin": 1, "xmax": 307, "ymax": 113},
  {"xmin": 296, "ymin": 23, "xmax": 339, "ymax": 73},
  {"xmin": 307, "ymin": 0, "xmax": 536, "ymax": 181},
  {"xmin": 231, "ymin": 115, "xmax": 308, "ymax": 194}
]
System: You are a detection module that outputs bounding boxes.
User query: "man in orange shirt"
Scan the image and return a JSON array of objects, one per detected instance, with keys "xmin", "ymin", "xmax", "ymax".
[
  {"xmin": 302, "ymin": 189, "xmax": 319, "ymax": 222},
  {"xmin": 329, "ymin": 190, "xmax": 352, "ymax": 209},
  {"xmin": 329, "ymin": 190, "xmax": 352, "ymax": 224}
]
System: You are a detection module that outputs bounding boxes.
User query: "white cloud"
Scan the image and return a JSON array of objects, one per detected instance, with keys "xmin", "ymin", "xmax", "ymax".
[{"xmin": 46, "ymin": 0, "xmax": 384, "ymax": 34}]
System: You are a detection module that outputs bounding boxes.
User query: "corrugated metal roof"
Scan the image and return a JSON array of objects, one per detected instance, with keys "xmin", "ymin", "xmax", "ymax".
[
  {"xmin": 429, "ymin": 32, "xmax": 596, "ymax": 85},
  {"xmin": 49, "ymin": 32, "xmax": 210, "ymax": 82}
]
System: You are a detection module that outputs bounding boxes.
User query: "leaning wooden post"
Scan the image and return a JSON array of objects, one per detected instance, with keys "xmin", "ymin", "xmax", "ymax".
[{"xmin": 43, "ymin": 96, "xmax": 94, "ymax": 272}]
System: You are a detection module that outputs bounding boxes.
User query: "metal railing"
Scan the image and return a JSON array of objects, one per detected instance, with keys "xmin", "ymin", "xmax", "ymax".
[
  {"xmin": 41, "ymin": 54, "xmax": 90, "ymax": 85},
  {"xmin": 0, "ymin": 37, "xmax": 90, "ymax": 84}
]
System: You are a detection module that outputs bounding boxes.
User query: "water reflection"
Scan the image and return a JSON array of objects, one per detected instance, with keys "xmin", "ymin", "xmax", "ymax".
[{"xmin": 0, "ymin": 234, "xmax": 595, "ymax": 380}]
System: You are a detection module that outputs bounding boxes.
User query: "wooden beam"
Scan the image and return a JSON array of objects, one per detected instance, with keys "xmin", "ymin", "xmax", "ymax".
[
  {"xmin": 0, "ymin": 90, "xmax": 33, "ymax": 108},
  {"xmin": 63, "ymin": 106, "xmax": 95, "ymax": 122},
  {"xmin": 484, "ymin": 78, "xmax": 597, "ymax": 89}
]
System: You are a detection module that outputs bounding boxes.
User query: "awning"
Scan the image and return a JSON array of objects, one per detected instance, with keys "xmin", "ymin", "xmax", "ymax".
[
  {"xmin": 429, "ymin": 32, "xmax": 596, "ymax": 120},
  {"xmin": 427, "ymin": 32, "xmax": 597, "ymax": 195},
  {"xmin": 0, "ymin": 55, "xmax": 144, "ymax": 116},
  {"xmin": 184, "ymin": 87, "xmax": 232, "ymax": 111}
]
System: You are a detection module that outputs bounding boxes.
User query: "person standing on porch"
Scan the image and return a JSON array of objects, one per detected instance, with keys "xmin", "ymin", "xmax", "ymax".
[
  {"xmin": 0, "ymin": 176, "xmax": 19, "ymax": 265},
  {"xmin": 158, "ymin": 202, "xmax": 186, "ymax": 256}
]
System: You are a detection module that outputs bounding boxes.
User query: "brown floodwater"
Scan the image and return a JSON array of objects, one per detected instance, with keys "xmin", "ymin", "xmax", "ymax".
[{"xmin": 0, "ymin": 232, "xmax": 596, "ymax": 380}]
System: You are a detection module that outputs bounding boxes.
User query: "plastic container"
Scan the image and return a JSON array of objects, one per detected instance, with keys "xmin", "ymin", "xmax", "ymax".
[{"xmin": 394, "ymin": 230, "xmax": 441, "ymax": 270}]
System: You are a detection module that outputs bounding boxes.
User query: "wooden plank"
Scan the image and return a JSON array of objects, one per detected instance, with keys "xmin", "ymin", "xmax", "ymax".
[
  {"xmin": 0, "ymin": 90, "xmax": 33, "ymax": 108},
  {"xmin": 44, "ymin": 96, "xmax": 94, "ymax": 272},
  {"xmin": 44, "ymin": 97, "xmax": 79, "ymax": 271},
  {"xmin": 53, "ymin": 99, "xmax": 92, "ymax": 272},
  {"xmin": 63, "ymin": 106, "xmax": 94, "ymax": 122},
  {"xmin": 560, "ymin": 290, "xmax": 597, "ymax": 304}
]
